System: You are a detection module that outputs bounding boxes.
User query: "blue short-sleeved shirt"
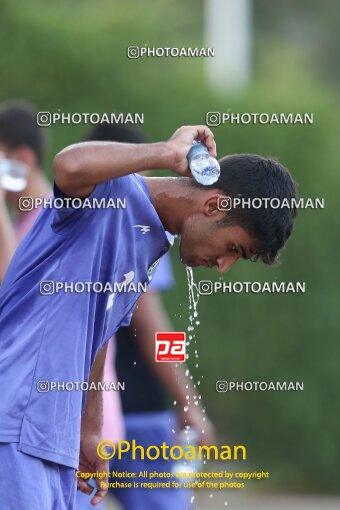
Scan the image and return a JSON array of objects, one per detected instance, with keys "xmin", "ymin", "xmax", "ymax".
[{"xmin": 0, "ymin": 174, "xmax": 173, "ymax": 468}]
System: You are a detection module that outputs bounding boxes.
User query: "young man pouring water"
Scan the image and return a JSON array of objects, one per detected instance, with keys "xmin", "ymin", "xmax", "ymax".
[{"xmin": 0, "ymin": 125, "xmax": 297, "ymax": 509}]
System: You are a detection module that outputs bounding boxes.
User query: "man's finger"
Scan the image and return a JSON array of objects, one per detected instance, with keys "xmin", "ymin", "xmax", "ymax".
[
  {"xmin": 89, "ymin": 475, "xmax": 108, "ymax": 505},
  {"xmin": 193, "ymin": 126, "xmax": 217, "ymax": 157},
  {"xmin": 77, "ymin": 479, "xmax": 94, "ymax": 495},
  {"xmin": 91, "ymin": 487, "xmax": 108, "ymax": 505},
  {"xmin": 207, "ymin": 137, "xmax": 217, "ymax": 157}
]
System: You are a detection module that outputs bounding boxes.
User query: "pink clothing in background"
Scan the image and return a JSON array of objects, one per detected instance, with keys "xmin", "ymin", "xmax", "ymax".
[
  {"xmin": 13, "ymin": 206, "xmax": 42, "ymax": 242},
  {"xmin": 102, "ymin": 337, "xmax": 125, "ymax": 443}
]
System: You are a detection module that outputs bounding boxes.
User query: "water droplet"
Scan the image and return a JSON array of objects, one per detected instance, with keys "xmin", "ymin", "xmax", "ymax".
[{"xmin": 186, "ymin": 266, "xmax": 200, "ymax": 336}]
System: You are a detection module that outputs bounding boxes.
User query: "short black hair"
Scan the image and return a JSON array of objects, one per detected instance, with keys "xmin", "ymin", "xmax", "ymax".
[
  {"xmin": 0, "ymin": 101, "xmax": 46, "ymax": 165},
  {"xmin": 205, "ymin": 154, "xmax": 298, "ymax": 265},
  {"xmin": 87, "ymin": 123, "xmax": 147, "ymax": 144}
]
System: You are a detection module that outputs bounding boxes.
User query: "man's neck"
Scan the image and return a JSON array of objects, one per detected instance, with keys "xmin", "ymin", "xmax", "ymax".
[{"xmin": 143, "ymin": 176, "xmax": 196, "ymax": 235}]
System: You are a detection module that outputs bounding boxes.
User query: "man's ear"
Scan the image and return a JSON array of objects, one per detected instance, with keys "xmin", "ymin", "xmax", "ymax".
[{"xmin": 204, "ymin": 193, "xmax": 227, "ymax": 220}]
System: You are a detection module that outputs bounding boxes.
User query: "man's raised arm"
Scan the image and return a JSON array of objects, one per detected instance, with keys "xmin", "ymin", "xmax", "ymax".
[{"xmin": 53, "ymin": 125, "xmax": 216, "ymax": 197}]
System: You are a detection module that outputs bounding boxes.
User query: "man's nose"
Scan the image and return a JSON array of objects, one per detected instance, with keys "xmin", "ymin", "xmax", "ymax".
[{"xmin": 216, "ymin": 254, "xmax": 239, "ymax": 273}]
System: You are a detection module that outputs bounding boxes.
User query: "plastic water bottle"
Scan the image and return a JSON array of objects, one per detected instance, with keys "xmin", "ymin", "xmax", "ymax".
[
  {"xmin": 172, "ymin": 427, "xmax": 202, "ymax": 478},
  {"xmin": 187, "ymin": 141, "xmax": 220, "ymax": 185},
  {"xmin": 0, "ymin": 159, "xmax": 28, "ymax": 192}
]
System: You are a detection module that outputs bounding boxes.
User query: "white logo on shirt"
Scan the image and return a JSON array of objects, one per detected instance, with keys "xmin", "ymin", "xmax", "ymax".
[
  {"xmin": 133, "ymin": 225, "xmax": 150, "ymax": 234},
  {"xmin": 106, "ymin": 271, "xmax": 135, "ymax": 310}
]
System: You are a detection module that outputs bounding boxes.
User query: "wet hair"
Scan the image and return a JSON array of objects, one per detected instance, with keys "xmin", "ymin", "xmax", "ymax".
[
  {"xmin": 203, "ymin": 154, "xmax": 298, "ymax": 264},
  {"xmin": 87, "ymin": 123, "xmax": 147, "ymax": 144},
  {"xmin": 0, "ymin": 101, "xmax": 46, "ymax": 165}
]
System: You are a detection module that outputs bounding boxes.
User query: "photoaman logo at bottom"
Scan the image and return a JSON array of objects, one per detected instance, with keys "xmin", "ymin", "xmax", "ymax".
[{"xmin": 96, "ymin": 439, "xmax": 247, "ymax": 461}]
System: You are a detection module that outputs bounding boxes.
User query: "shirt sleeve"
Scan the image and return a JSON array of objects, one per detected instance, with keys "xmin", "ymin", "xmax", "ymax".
[{"xmin": 51, "ymin": 179, "xmax": 111, "ymax": 234}]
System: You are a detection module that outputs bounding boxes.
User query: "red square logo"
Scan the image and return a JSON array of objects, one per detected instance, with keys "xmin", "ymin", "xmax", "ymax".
[{"xmin": 155, "ymin": 332, "xmax": 186, "ymax": 362}]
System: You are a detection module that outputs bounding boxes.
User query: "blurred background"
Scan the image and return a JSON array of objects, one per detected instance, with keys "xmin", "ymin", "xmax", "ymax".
[{"xmin": 1, "ymin": 0, "xmax": 339, "ymax": 507}]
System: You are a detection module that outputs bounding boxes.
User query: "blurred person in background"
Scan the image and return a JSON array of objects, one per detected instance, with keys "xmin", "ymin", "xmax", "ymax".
[
  {"xmin": 76, "ymin": 123, "xmax": 214, "ymax": 510},
  {"xmin": 0, "ymin": 182, "xmax": 16, "ymax": 279},
  {"xmin": 0, "ymin": 101, "xmax": 51, "ymax": 279}
]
